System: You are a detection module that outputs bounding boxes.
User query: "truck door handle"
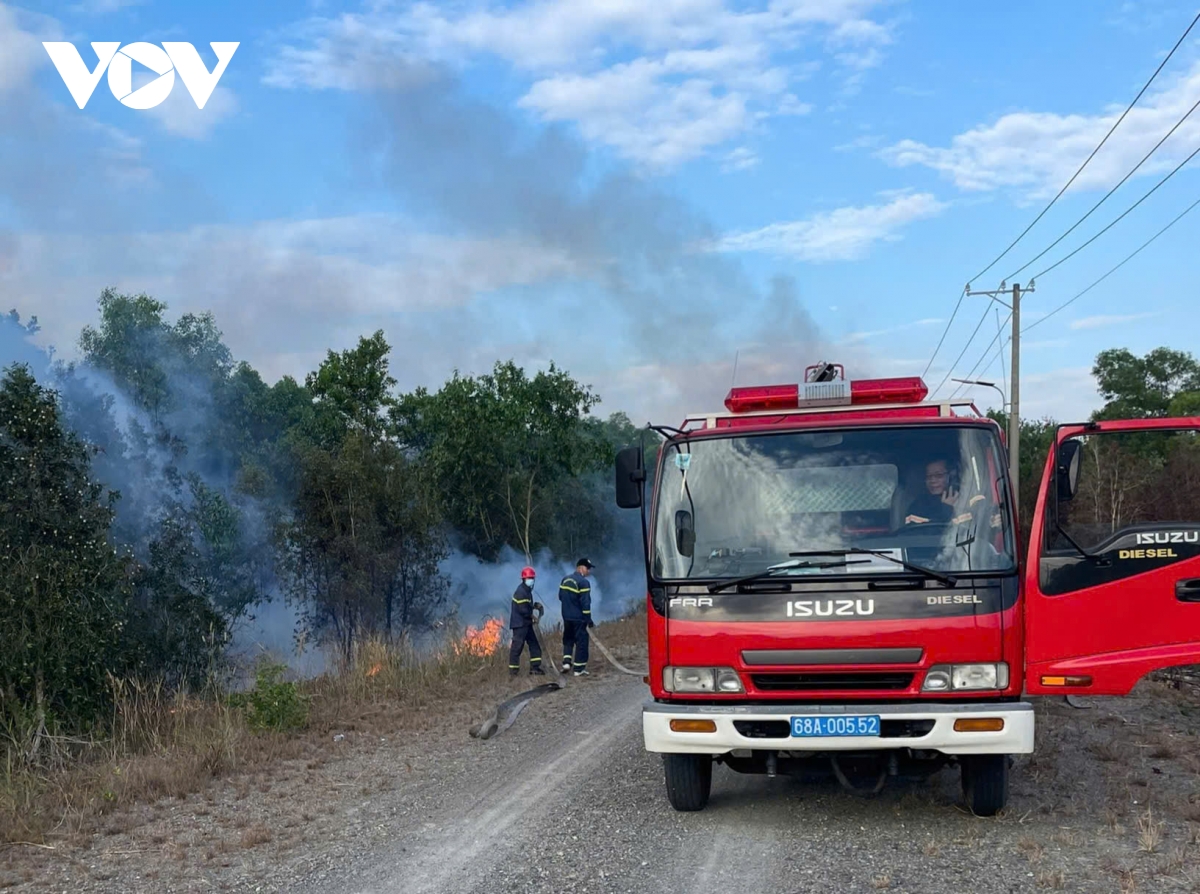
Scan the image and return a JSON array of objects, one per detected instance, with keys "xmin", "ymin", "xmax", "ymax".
[{"xmin": 1176, "ymin": 579, "xmax": 1200, "ymax": 602}]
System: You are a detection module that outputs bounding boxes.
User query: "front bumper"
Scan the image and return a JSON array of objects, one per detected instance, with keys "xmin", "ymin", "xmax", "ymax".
[{"xmin": 643, "ymin": 700, "xmax": 1034, "ymax": 756}]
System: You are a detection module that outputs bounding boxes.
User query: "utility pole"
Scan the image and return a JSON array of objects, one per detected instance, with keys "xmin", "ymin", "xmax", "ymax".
[{"xmin": 964, "ymin": 280, "xmax": 1033, "ymax": 517}]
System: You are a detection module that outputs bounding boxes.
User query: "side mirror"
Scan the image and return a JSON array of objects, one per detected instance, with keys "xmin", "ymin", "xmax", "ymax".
[
  {"xmin": 675, "ymin": 509, "xmax": 696, "ymax": 557},
  {"xmin": 1056, "ymin": 439, "xmax": 1082, "ymax": 502},
  {"xmin": 615, "ymin": 445, "xmax": 645, "ymax": 509}
]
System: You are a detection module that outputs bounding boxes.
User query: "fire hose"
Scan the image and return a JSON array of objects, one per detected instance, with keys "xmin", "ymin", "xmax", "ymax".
[{"xmin": 468, "ymin": 614, "xmax": 646, "ymax": 740}]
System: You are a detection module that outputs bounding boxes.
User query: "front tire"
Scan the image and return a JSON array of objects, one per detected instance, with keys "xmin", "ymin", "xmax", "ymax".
[
  {"xmin": 663, "ymin": 754, "xmax": 712, "ymax": 811},
  {"xmin": 961, "ymin": 754, "xmax": 1009, "ymax": 816}
]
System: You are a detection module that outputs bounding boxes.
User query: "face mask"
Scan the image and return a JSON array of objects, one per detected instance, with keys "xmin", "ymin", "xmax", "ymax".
[{"xmin": 525, "ymin": 579, "xmax": 535, "ymax": 588}]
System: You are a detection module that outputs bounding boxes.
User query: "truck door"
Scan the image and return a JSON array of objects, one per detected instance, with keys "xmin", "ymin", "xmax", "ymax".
[{"xmin": 1025, "ymin": 417, "xmax": 1200, "ymax": 695}]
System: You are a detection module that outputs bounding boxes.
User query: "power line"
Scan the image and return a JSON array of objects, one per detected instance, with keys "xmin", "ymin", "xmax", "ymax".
[
  {"xmin": 968, "ymin": 7, "xmax": 1200, "ymax": 286},
  {"xmin": 921, "ymin": 286, "xmax": 967, "ymax": 379},
  {"xmin": 956, "ymin": 194, "xmax": 1200, "ymax": 386},
  {"xmin": 1006, "ymin": 94, "xmax": 1200, "ymax": 281},
  {"xmin": 931, "ymin": 297, "xmax": 999, "ymax": 399},
  {"xmin": 1031, "ymin": 140, "xmax": 1200, "ymax": 281},
  {"xmin": 952, "ymin": 311, "xmax": 1013, "ymax": 399},
  {"xmin": 923, "ymin": 8, "xmax": 1200, "ymax": 391},
  {"xmin": 1023, "ymin": 193, "xmax": 1200, "ymax": 334}
]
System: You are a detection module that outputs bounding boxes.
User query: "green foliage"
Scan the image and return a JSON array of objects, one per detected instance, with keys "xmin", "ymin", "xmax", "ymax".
[
  {"xmin": 0, "ymin": 364, "xmax": 132, "ymax": 734},
  {"xmin": 1092, "ymin": 347, "xmax": 1200, "ymax": 420},
  {"xmin": 305, "ymin": 330, "xmax": 396, "ymax": 443},
  {"xmin": 279, "ymin": 428, "xmax": 450, "ymax": 658},
  {"xmin": 0, "ymin": 362, "xmax": 241, "ymax": 742},
  {"xmin": 233, "ymin": 661, "xmax": 308, "ymax": 732},
  {"xmin": 392, "ymin": 360, "xmax": 608, "ymax": 560}
]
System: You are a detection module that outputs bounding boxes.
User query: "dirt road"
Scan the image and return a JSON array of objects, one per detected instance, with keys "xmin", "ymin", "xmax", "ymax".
[
  {"xmin": 13, "ymin": 671, "xmax": 1200, "ymax": 893},
  {"xmin": 303, "ymin": 675, "xmax": 1200, "ymax": 894}
]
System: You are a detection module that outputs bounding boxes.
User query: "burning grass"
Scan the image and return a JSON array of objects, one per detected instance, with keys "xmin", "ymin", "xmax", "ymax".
[{"xmin": 0, "ymin": 610, "xmax": 645, "ymax": 850}]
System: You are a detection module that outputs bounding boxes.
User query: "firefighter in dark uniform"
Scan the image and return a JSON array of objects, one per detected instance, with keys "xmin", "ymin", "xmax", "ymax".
[
  {"xmin": 559, "ymin": 558, "xmax": 595, "ymax": 676},
  {"xmin": 508, "ymin": 566, "xmax": 545, "ymax": 676}
]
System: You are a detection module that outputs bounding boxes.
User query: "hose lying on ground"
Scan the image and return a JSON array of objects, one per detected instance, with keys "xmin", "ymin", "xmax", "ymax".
[
  {"xmin": 587, "ymin": 629, "xmax": 647, "ymax": 677},
  {"xmin": 467, "ymin": 618, "xmax": 646, "ymax": 740},
  {"xmin": 469, "ymin": 681, "xmax": 563, "ymax": 740}
]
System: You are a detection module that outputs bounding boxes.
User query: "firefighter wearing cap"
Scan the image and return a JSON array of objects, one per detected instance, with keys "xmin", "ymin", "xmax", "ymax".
[
  {"xmin": 559, "ymin": 558, "xmax": 595, "ymax": 676},
  {"xmin": 508, "ymin": 567, "xmax": 545, "ymax": 676}
]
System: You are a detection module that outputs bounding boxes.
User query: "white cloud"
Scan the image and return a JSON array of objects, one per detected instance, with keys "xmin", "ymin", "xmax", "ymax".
[
  {"xmin": 722, "ymin": 146, "xmax": 760, "ymax": 172},
  {"xmin": 1069, "ymin": 311, "xmax": 1159, "ymax": 330},
  {"xmin": 144, "ymin": 84, "xmax": 239, "ymax": 139},
  {"xmin": 718, "ymin": 191, "xmax": 947, "ymax": 261},
  {"xmin": 1019, "ymin": 366, "xmax": 1101, "ymax": 420},
  {"xmin": 2, "ymin": 215, "xmax": 583, "ymax": 373},
  {"xmin": 0, "ymin": 4, "xmax": 57, "ymax": 93},
  {"xmin": 69, "ymin": 0, "xmax": 145, "ymax": 12},
  {"xmin": 880, "ymin": 61, "xmax": 1200, "ymax": 198},
  {"xmin": 839, "ymin": 317, "xmax": 942, "ymax": 344},
  {"xmin": 265, "ymin": 0, "xmax": 895, "ymax": 169}
]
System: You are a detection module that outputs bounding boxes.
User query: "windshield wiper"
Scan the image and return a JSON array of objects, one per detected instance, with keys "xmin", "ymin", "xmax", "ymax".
[
  {"xmin": 789, "ymin": 548, "xmax": 957, "ymax": 587},
  {"xmin": 706, "ymin": 558, "xmax": 870, "ymax": 593}
]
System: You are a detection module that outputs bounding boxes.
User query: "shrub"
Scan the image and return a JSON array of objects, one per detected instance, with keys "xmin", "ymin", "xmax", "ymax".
[{"xmin": 234, "ymin": 661, "xmax": 308, "ymax": 732}]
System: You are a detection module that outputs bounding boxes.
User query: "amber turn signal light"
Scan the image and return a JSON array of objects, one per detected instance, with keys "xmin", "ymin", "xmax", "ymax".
[
  {"xmin": 670, "ymin": 719, "xmax": 717, "ymax": 733},
  {"xmin": 1040, "ymin": 675, "xmax": 1092, "ymax": 687},
  {"xmin": 953, "ymin": 717, "xmax": 1005, "ymax": 733}
]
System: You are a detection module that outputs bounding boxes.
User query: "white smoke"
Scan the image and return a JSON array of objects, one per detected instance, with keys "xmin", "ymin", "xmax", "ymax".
[{"xmin": 439, "ymin": 541, "xmax": 645, "ymax": 628}]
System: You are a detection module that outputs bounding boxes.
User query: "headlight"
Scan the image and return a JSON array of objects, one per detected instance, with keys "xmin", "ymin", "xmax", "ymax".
[
  {"xmin": 663, "ymin": 667, "xmax": 744, "ymax": 693},
  {"xmin": 922, "ymin": 663, "xmax": 1009, "ymax": 692}
]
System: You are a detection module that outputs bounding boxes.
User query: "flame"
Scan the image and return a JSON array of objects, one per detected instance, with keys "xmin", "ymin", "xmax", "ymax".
[
  {"xmin": 456, "ymin": 618, "xmax": 505, "ymax": 657},
  {"xmin": 366, "ymin": 662, "xmax": 383, "ymax": 678}
]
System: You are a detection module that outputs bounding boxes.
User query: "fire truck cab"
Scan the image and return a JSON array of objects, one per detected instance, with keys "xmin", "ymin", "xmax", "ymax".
[{"xmin": 614, "ymin": 363, "xmax": 1200, "ymax": 816}]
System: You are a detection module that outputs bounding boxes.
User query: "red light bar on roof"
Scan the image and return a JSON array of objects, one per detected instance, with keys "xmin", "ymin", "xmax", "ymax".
[
  {"xmin": 850, "ymin": 376, "xmax": 929, "ymax": 405},
  {"xmin": 723, "ymin": 375, "xmax": 929, "ymax": 413},
  {"xmin": 723, "ymin": 384, "xmax": 798, "ymax": 413}
]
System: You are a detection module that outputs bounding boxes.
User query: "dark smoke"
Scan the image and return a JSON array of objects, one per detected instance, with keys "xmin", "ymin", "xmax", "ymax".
[{"xmin": 352, "ymin": 61, "xmax": 824, "ymax": 369}]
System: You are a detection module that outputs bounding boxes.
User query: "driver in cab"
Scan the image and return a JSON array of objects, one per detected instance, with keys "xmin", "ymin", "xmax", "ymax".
[{"xmin": 904, "ymin": 458, "xmax": 960, "ymax": 526}]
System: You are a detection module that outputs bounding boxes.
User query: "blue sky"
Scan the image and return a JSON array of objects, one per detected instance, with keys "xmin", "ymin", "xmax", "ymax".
[{"xmin": 2, "ymin": 0, "xmax": 1199, "ymax": 425}]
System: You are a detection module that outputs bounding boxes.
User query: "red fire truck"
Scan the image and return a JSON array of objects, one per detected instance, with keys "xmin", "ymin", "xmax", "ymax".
[{"xmin": 613, "ymin": 362, "xmax": 1200, "ymax": 816}]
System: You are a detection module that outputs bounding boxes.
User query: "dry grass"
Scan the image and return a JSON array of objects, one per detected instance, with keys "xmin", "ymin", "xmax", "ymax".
[
  {"xmin": 0, "ymin": 610, "xmax": 643, "ymax": 849},
  {"xmin": 1137, "ymin": 806, "xmax": 1166, "ymax": 853}
]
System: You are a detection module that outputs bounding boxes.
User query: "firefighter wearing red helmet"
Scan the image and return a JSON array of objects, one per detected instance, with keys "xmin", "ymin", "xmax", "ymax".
[{"xmin": 508, "ymin": 566, "xmax": 545, "ymax": 676}]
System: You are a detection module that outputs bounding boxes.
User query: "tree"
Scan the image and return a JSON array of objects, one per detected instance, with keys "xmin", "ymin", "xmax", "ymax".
[
  {"xmin": 392, "ymin": 361, "xmax": 607, "ymax": 561},
  {"xmin": 305, "ymin": 330, "xmax": 397, "ymax": 444},
  {"xmin": 278, "ymin": 334, "xmax": 448, "ymax": 657},
  {"xmin": 1092, "ymin": 347, "xmax": 1200, "ymax": 420},
  {"xmin": 278, "ymin": 432, "xmax": 448, "ymax": 658},
  {"xmin": 0, "ymin": 365, "xmax": 131, "ymax": 748}
]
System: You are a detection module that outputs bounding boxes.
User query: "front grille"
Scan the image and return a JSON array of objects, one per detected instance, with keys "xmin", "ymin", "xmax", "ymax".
[
  {"xmin": 733, "ymin": 720, "xmax": 791, "ymax": 738},
  {"xmin": 881, "ymin": 719, "xmax": 935, "ymax": 738},
  {"xmin": 750, "ymin": 672, "xmax": 914, "ymax": 692}
]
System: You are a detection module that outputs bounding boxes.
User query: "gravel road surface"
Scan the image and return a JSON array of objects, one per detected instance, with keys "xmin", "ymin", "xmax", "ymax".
[
  {"xmin": 300, "ymin": 675, "xmax": 1200, "ymax": 894},
  {"xmin": 12, "ymin": 671, "xmax": 1200, "ymax": 893}
]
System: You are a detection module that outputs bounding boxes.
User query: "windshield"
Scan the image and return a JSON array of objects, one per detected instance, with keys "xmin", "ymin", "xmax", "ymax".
[{"xmin": 652, "ymin": 424, "xmax": 1016, "ymax": 580}]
